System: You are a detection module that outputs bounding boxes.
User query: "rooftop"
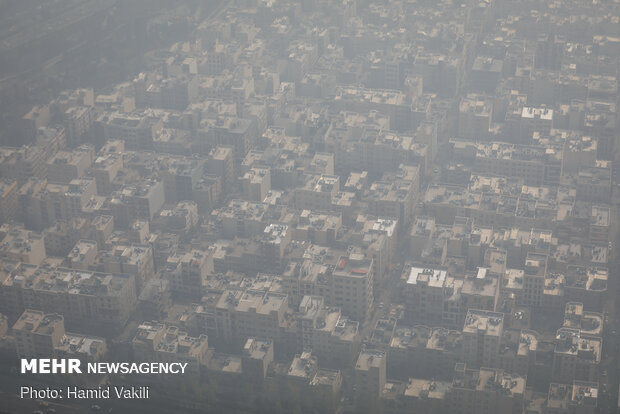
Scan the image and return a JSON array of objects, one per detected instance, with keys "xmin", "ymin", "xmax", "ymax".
[
  {"xmin": 355, "ymin": 349, "xmax": 385, "ymax": 371},
  {"xmin": 462, "ymin": 310, "xmax": 504, "ymax": 336}
]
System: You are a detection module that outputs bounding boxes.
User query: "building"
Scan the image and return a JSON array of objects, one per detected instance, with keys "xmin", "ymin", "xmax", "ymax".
[
  {"xmin": 355, "ymin": 349, "xmax": 387, "ymax": 398},
  {"xmin": 138, "ymin": 279, "xmax": 171, "ymax": 320},
  {"xmin": 364, "ymin": 165, "xmax": 419, "ymax": 228},
  {"xmin": 12, "ymin": 310, "xmax": 64, "ymax": 358},
  {"xmin": 297, "ymin": 295, "xmax": 359, "ymax": 368},
  {"xmin": 474, "ymin": 142, "xmax": 562, "ymax": 186},
  {"xmin": 522, "ymin": 253, "xmax": 548, "ymax": 308},
  {"xmin": 331, "ymin": 251, "xmax": 374, "ymax": 321},
  {"xmin": 64, "ymin": 106, "xmax": 94, "ymax": 147},
  {"xmin": 0, "ymin": 179, "xmax": 18, "ymax": 224},
  {"xmin": 0, "ymin": 146, "xmax": 47, "ymax": 185},
  {"xmin": 43, "ymin": 219, "xmax": 91, "ymax": 256},
  {"xmin": 294, "ymin": 210, "xmax": 342, "ymax": 245},
  {"xmin": 295, "ymin": 174, "xmax": 340, "ymax": 211},
  {"xmin": 461, "ymin": 309, "xmax": 504, "ymax": 369},
  {"xmin": 101, "ymin": 244, "xmax": 155, "ymax": 291},
  {"xmin": 241, "ymin": 337, "xmax": 274, "ymax": 383},
  {"xmin": 215, "ymin": 288, "xmax": 289, "ymax": 350},
  {"xmin": 403, "ymin": 267, "xmax": 450, "ymax": 327},
  {"xmin": 159, "ymin": 155, "xmax": 206, "ymax": 203},
  {"xmin": 589, "ymin": 206, "xmax": 609, "ymax": 242},
  {"xmin": 46, "ymin": 146, "xmax": 94, "ymax": 184},
  {"xmin": 97, "ymin": 111, "xmax": 163, "ymax": 151},
  {"xmin": 215, "ymin": 199, "xmax": 268, "ymax": 239},
  {"xmin": 206, "ymin": 146, "xmax": 235, "ymax": 191},
  {"xmin": 449, "ymin": 363, "xmax": 526, "ymax": 414},
  {"xmin": 21, "ymin": 105, "xmax": 50, "ymax": 144},
  {"xmin": 13, "ymin": 309, "xmax": 106, "ymax": 362},
  {"xmin": 458, "ymin": 95, "xmax": 493, "ymax": 140},
  {"xmin": 65, "ymin": 177, "xmax": 98, "ymax": 217},
  {"xmin": 552, "ymin": 328, "xmax": 601, "ymax": 383},
  {"xmin": 0, "ymin": 224, "xmax": 46, "ymax": 265},
  {"xmin": 199, "ymin": 117, "xmax": 257, "ymax": 163},
  {"xmin": 158, "ymin": 201, "xmax": 199, "ymax": 234},
  {"xmin": 90, "ymin": 140, "xmax": 124, "ymax": 195},
  {"xmin": 1, "ymin": 265, "xmax": 137, "ymax": 333},
  {"xmin": 469, "ymin": 57, "xmax": 503, "ymax": 93},
  {"xmin": 547, "ymin": 381, "xmax": 599, "ymax": 414},
  {"xmin": 132, "ymin": 322, "xmax": 209, "ymax": 377},
  {"xmin": 109, "ymin": 180, "xmax": 165, "ymax": 227},
  {"xmin": 164, "ymin": 249, "xmax": 213, "ymax": 298},
  {"xmin": 68, "ymin": 240, "xmax": 98, "ymax": 270},
  {"xmin": 240, "ymin": 167, "xmax": 271, "ymax": 202}
]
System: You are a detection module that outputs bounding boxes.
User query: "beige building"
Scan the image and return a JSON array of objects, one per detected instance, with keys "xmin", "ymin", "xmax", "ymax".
[
  {"xmin": 241, "ymin": 338, "xmax": 274, "ymax": 383},
  {"xmin": 55, "ymin": 331, "xmax": 107, "ymax": 364},
  {"xmin": 458, "ymin": 94, "xmax": 493, "ymax": 140},
  {"xmin": 574, "ymin": 166, "xmax": 612, "ymax": 204},
  {"xmin": 1, "ymin": 265, "xmax": 137, "ymax": 332},
  {"xmin": 90, "ymin": 215, "xmax": 114, "ymax": 248},
  {"xmin": 589, "ymin": 206, "xmax": 610, "ymax": 242},
  {"xmin": 97, "ymin": 111, "xmax": 163, "ymax": 151},
  {"xmin": 158, "ymin": 201, "xmax": 199, "ymax": 234},
  {"xmin": 206, "ymin": 146, "xmax": 235, "ymax": 191},
  {"xmin": 21, "ymin": 105, "xmax": 50, "ymax": 143},
  {"xmin": 564, "ymin": 266, "xmax": 607, "ymax": 312},
  {"xmin": 13, "ymin": 309, "xmax": 106, "ymax": 362},
  {"xmin": 109, "ymin": 179, "xmax": 165, "ymax": 227},
  {"xmin": 132, "ymin": 322, "xmax": 209, "ymax": 377},
  {"xmin": 298, "ymin": 295, "xmax": 359, "ymax": 368},
  {"xmin": 159, "ymin": 155, "xmax": 206, "ymax": 203},
  {"xmin": 64, "ymin": 106, "xmax": 94, "ymax": 147},
  {"xmin": 43, "ymin": 218, "xmax": 90, "ymax": 256},
  {"xmin": 68, "ymin": 240, "xmax": 98, "ymax": 270},
  {"xmin": 294, "ymin": 210, "xmax": 342, "ymax": 245},
  {"xmin": 66, "ymin": 178, "xmax": 98, "ymax": 218},
  {"xmin": 364, "ymin": 165, "xmax": 419, "ymax": 228},
  {"xmin": 18, "ymin": 178, "xmax": 68, "ymax": 231},
  {"xmin": 0, "ymin": 224, "xmax": 46, "ymax": 265},
  {"xmin": 461, "ymin": 268, "xmax": 500, "ymax": 316},
  {"xmin": 403, "ymin": 267, "xmax": 449, "ymax": 327},
  {"xmin": 350, "ymin": 215, "xmax": 398, "ymax": 286},
  {"xmin": 552, "ymin": 328, "xmax": 601, "ymax": 383},
  {"xmin": 389, "ymin": 378, "xmax": 450, "ymax": 414},
  {"xmin": 547, "ymin": 381, "xmax": 599, "ymax": 414},
  {"xmin": 193, "ymin": 175, "xmax": 221, "ymax": 214},
  {"xmin": 522, "ymin": 252, "xmax": 548, "ymax": 308},
  {"xmin": 474, "ymin": 142, "xmax": 561, "ymax": 186},
  {"xmin": 462, "ymin": 309, "xmax": 504, "ymax": 369},
  {"xmin": 101, "ymin": 244, "xmax": 155, "ymax": 291},
  {"xmin": 520, "ymin": 106, "xmax": 553, "ymax": 140},
  {"xmin": 215, "ymin": 199, "xmax": 268, "ymax": 239},
  {"xmin": 0, "ymin": 179, "xmax": 18, "ymax": 224},
  {"xmin": 199, "ymin": 117, "xmax": 256, "ymax": 165},
  {"xmin": 295, "ymin": 174, "xmax": 340, "ymax": 211},
  {"xmin": 0, "ymin": 146, "xmax": 47, "ymax": 185},
  {"xmin": 449, "ymin": 363, "xmax": 526, "ymax": 414},
  {"xmin": 46, "ymin": 146, "xmax": 94, "ymax": 184},
  {"xmin": 164, "ymin": 249, "xmax": 213, "ymax": 298},
  {"xmin": 410, "ymin": 216, "xmax": 436, "ymax": 258},
  {"xmin": 355, "ymin": 349, "xmax": 387, "ymax": 398},
  {"xmin": 13, "ymin": 310, "xmax": 65, "ymax": 358},
  {"xmin": 240, "ymin": 167, "xmax": 271, "ymax": 202},
  {"xmin": 90, "ymin": 140, "xmax": 124, "ymax": 195},
  {"xmin": 388, "ymin": 324, "xmax": 463, "ymax": 381},
  {"xmin": 563, "ymin": 302, "xmax": 603, "ymax": 336},
  {"xmin": 331, "ymin": 251, "xmax": 374, "ymax": 321},
  {"xmin": 215, "ymin": 288, "xmax": 289, "ymax": 349}
]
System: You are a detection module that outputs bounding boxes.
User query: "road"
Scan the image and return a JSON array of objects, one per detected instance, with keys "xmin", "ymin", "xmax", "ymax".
[{"xmin": 599, "ymin": 126, "xmax": 620, "ymax": 412}]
